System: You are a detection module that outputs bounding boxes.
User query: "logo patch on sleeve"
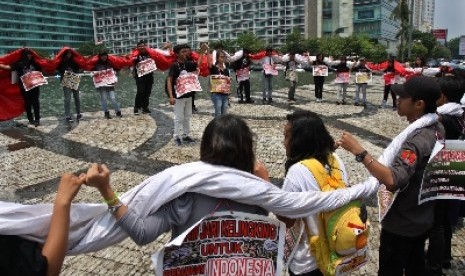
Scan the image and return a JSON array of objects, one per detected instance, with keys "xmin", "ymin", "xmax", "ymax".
[{"xmin": 400, "ymin": 150, "xmax": 417, "ymax": 166}]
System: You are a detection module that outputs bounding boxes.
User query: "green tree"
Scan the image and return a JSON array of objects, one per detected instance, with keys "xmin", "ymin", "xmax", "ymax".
[
  {"xmin": 210, "ymin": 39, "xmax": 236, "ymax": 53},
  {"xmin": 447, "ymin": 37, "xmax": 462, "ymax": 59},
  {"xmin": 431, "ymin": 45, "xmax": 452, "ymax": 59},
  {"xmin": 341, "ymin": 36, "xmax": 362, "ymax": 57},
  {"xmin": 236, "ymin": 32, "xmax": 265, "ymax": 53},
  {"xmin": 281, "ymin": 28, "xmax": 305, "ymax": 53},
  {"xmin": 77, "ymin": 41, "xmax": 109, "ymax": 56},
  {"xmin": 390, "ymin": 0, "xmax": 410, "ymax": 60},
  {"xmin": 412, "ymin": 30, "xmax": 437, "ymax": 58},
  {"xmin": 410, "ymin": 43, "xmax": 428, "ymax": 59},
  {"xmin": 303, "ymin": 38, "xmax": 320, "ymax": 54},
  {"xmin": 319, "ymin": 36, "xmax": 344, "ymax": 57}
]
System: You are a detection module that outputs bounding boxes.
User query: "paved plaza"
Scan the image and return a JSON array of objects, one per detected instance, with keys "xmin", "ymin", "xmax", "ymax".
[{"xmin": 1, "ymin": 76, "xmax": 464, "ymax": 275}]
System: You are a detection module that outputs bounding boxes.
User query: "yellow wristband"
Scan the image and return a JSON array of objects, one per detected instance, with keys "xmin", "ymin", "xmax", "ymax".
[{"xmin": 104, "ymin": 192, "xmax": 119, "ymax": 205}]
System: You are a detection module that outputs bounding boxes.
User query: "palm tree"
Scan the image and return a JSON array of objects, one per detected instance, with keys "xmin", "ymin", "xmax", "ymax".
[{"xmin": 390, "ymin": 0, "xmax": 410, "ymax": 60}]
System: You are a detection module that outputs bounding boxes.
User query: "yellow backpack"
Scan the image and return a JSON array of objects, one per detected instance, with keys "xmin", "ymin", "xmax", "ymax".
[{"xmin": 300, "ymin": 155, "xmax": 370, "ymax": 276}]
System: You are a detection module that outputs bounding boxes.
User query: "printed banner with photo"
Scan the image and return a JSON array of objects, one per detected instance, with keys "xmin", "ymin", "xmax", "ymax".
[
  {"xmin": 355, "ymin": 72, "xmax": 372, "ymax": 84},
  {"xmin": 312, "ymin": 65, "xmax": 328, "ymax": 77},
  {"xmin": 62, "ymin": 70, "xmax": 81, "ymax": 90},
  {"xmin": 334, "ymin": 72, "xmax": 350, "ymax": 84},
  {"xmin": 263, "ymin": 64, "xmax": 279, "ymax": 76},
  {"xmin": 236, "ymin": 68, "xmax": 250, "ymax": 82},
  {"xmin": 283, "ymin": 219, "xmax": 303, "ymax": 266},
  {"xmin": 137, "ymin": 58, "xmax": 157, "ymax": 77},
  {"xmin": 152, "ymin": 211, "xmax": 286, "ymax": 276},
  {"xmin": 210, "ymin": 75, "xmax": 231, "ymax": 94},
  {"xmin": 419, "ymin": 140, "xmax": 465, "ymax": 204},
  {"xmin": 92, "ymin": 69, "xmax": 117, "ymax": 88},
  {"xmin": 175, "ymin": 73, "xmax": 202, "ymax": 98},
  {"xmin": 20, "ymin": 71, "xmax": 48, "ymax": 91}
]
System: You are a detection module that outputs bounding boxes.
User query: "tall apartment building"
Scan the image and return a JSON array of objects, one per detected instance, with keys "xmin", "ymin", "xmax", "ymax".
[
  {"xmin": 93, "ymin": 0, "xmax": 312, "ymax": 54},
  {"xmin": 353, "ymin": 0, "xmax": 399, "ymax": 54},
  {"xmin": 413, "ymin": 0, "xmax": 434, "ymax": 32},
  {"xmin": 307, "ymin": 0, "xmax": 354, "ymax": 38},
  {"xmin": 0, "ymin": 0, "xmax": 132, "ymax": 55}
]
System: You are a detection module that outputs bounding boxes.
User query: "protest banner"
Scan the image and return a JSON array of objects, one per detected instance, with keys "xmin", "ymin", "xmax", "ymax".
[
  {"xmin": 175, "ymin": 72, "xmax": 202, "ymax": 98},
  {"xmin": 92, "ymin": 69, "xmax": 117, "ymax": 88},
  {"xmin": 419, "ymin": 140, "xmax": 465, "ymax": 204},
  {"xmin": 282, "ymin": 219, "xmax": 303, "ymax": 266},
  {"xmin": 236, "ymin": 68, "xmax": 250, "ymax": 82},
  {"xmin": 263, "ymin": 64, "xmax": 278, "ymax": 76},
  {"xmin": 210, "ymin": 75, "xmax": 231, "ymax": 94},
  {"xmin": 334, "ymin": 72, "xmax": 350, "ymax": 84},
  {"xmin": 136, "ymin": 58, "xmax": 157, "ymax": 77},
  {"xmin": 312, "ymin": 65, "xmax": 328, "ymax": 77},
  {"xmin": 355, "ymin": 72, "xmax": 372, "ymax": 84},
  {"xmin": 62, "ymin": 70, "xmax": 81, "ymax": 90},
  {"xmin": 20, "ymin": 71, "xmax": 48, "ymax": 91},
  {"xmin": 152, "ymin": 211, "xmax": 286, "ymax": 276}
]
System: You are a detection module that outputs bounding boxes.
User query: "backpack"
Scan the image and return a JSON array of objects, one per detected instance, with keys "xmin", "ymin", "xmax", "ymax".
[{"xmin": 300, "ymin": 155, "xmax": 370, "ymax": 276}]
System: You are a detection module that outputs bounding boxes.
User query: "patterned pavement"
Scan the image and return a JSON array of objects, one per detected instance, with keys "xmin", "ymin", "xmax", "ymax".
[{"xmin": 1, "ymin": 75, "xmax": 464, "ymax": 275}]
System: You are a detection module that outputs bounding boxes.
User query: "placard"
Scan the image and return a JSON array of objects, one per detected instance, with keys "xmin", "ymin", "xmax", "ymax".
[
  {"xmin": 20, "ymin": 71, "xmax": 48, "ymax": 91},
  {"xmin": 312, "ymin": 65, "xmax": 328, "ymax": 77},
  {"xmin": 92, "ymin": 69, "xmax": 117, "ymax": 88},
  {"xmin": 136, "ymin": 58, "xmax": 157, "ymax": 77},
  {"xmin": 419, "ymin": 140, "xmax": 465, "ymax": 204},
  {"xmin": 263, "ymin": 63, "xmax": 278, "ymax": 76},
  {"xmin": 175, "ymin": 72, "xmax": 202, "ymax": 97},
  {"xmin": 355, "ymin": 72, "xmax": 372, "ymax": 84},
  {"xmin": 334, "ymin": 72, "xmax": 350, "ymax": 84},
  {"xmin": 62, "ymin": 70, "xmax": 81, "ymax": 90},
  {"xmin": 152, "ymin": 211, "xmax": 286, "ymax": 276},
  {"xmin": 236, "ymin": 68, "xmax": 250, "ymax": 82},
  {"xmin": 210, "ymin": 75, "xmax": 231, "ymax": 94}
]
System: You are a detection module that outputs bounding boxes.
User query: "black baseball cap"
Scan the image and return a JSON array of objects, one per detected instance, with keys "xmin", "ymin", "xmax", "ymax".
[{"xmin": 391, "ymin": 76, "xmax": 440, "ymax": 103}]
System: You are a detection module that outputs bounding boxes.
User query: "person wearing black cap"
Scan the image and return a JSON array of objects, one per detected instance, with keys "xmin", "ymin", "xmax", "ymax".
[{"xmin": 337, "ymin": 76, "xmax": 445, "ymax": 276}]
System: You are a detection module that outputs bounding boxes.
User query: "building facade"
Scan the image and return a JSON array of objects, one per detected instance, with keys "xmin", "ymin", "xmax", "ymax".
[
  {"xmin": 0, "ymin": 0, "xmax": 131, "ymax": 55},
  {"xmin": 307, "ymin": 0, "xmax": 354, "ymax": 38},
  {"xmin": 413, "ymin": 0, "xmax": 434, "ymax": 33},
  {"xmin": 353, "ymin": 0, "xmax": 400, "ymax": 54}
]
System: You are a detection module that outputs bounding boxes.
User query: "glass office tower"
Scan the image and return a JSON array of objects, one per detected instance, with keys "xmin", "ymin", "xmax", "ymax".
[{"xmin": 0, "ymin": 0, "xmax": 131, "ymax": 55}]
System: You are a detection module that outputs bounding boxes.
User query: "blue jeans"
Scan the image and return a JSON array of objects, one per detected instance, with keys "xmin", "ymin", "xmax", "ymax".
[
  {"xmin": 63, "ymin": 87, "xmax": 81, "ymax": 117},
  {"xmin": 97, "ymin": 87, "xmax": 120, "ymax": 112},
  {"xmin": 211, "ymin": 93, "xmax": 228, "ymax": 117}
]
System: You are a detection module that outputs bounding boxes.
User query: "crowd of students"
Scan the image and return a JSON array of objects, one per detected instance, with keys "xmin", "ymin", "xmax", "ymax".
[{"xmin": 1, "ymin": 42, "xmax": 465, "ymax": 275}]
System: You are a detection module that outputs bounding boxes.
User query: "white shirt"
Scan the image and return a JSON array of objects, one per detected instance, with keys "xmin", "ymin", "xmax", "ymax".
[{"xmin": 283, "ymin": 154, "xmax": 348, "ymax": 274}]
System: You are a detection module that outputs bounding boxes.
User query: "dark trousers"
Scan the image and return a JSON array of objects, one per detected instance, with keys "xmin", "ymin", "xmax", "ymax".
[
  {"xmin": 288, "ymin": 80, "xmax": 297, "ymax": 100},
  {"xmin": 21, "ymin": 88, "xmax": 40, "ymax": 122},
  {"xmin": 426, "ymin": 201, "xmax": 454, "ymax": 275},
  {"xmin": 237, "ymin": 79, "xmax": 251, "ymax": 100},
  {"xmin": 383, "ymin": 84, "xmax": 396, "ymax": 107},
  {"xmin": 135, "ymin": 78, "xmax": 153, "ymax": 109},
  {"xmin": 379, "ymin": 228, "xmax": 428, "ymax": 276},
  {"xmin": 314, "ymin": 76, "xmax": 324, "ymax": 99},
  {"xmin": 288, "ymin": 268, "xmax": 323, "ymax": 276}
]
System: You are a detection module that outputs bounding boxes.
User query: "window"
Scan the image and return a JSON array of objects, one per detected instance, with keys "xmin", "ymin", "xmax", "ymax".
[{"xmin": 358, "ymin": 10, "xmax": 374, "ymax": 20}]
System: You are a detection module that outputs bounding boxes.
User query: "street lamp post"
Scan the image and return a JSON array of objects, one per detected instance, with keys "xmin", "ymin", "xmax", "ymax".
[{"xmin": 407, "ymin": 0, "xmax": 414, "ymax": 60}]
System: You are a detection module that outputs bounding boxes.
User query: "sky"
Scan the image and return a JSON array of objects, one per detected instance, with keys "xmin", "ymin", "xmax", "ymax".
[{"xmin": 434, "ymin": 0, "xmax": 465, "ymax": 40}]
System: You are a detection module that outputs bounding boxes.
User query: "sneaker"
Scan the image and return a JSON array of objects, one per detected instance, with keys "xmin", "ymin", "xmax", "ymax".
[
  {"xmin": 28, "ymin": 120, "xmax": 34, "ymax": 126},
  {"xmin": 174, "ymin": 137, "xmax": 182, "ymax": 146},
  {"xmin": 192, "ymin": 106, "xmax": 198, "ymax": 113},
  {"xmin": 142, "ymin": 108, "xmax": 151, "ymax": 114},
  {"xmin": 245, "ymin": 98, "xmax": 254, "ymax": 104},
  {"xmin": 66, "ymin": 117, "xmax": 73, "ymax": 123},
  {"xmin": 316, "ymin": 98, "xmax": 322, "ymax": 103},
  {"xmin": 379, "ymin": 100, "xmax": 386, "ymax": 108},
  {"xmin": 354, "ymin": 102, "xmax": 359, "ymax": 106},
  {"xmin": 116, "ymin": 111, "xmax": 122, "ymax": 118},
  {"xmin": 392, "ymin": 106, "xmax": 397, "ymax": 111},
  {"xmin": 76, "ymin": 114, "xmax": 82, "ymax": 121},
  {"xmin": 288, "ymin": 99, "xmax": 296, "ymax": 104},
  {"xmin": 104, "ymin": 111, "xmax": 112, "ymax": 119},
  {"xmin": 134, "ymin": 108, "xmax": 140, "ymax": 115},
  {"xmin": 34, "ymin": 120, "xmax": 40, "ymax": 127},
  {"xmin": 336, "ymin": 101, "xmax": 341, "ymax": 105},
  {"xmin": 238, "ymin": 99, "xmax": 245, "ymax": 104},
  {"xmin": 342, "ymin": 101, "xmax": 346, "ymax": 105},
  {"xmin": 182, "ymin": 136, "xmax": 195, "ymax": 143},
  {"xmin": 267, "ymin": 98, "xmax": 273, "ymax": 103}
]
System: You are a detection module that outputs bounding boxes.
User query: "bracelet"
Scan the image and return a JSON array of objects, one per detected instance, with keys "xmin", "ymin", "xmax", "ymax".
[
  {"xmin": 365, "ymin": 158, "xmax": 375, "ymax": 167},
  {"xmin": 103, "ymin": 192, "xmax": 119, "ymax": 205}
]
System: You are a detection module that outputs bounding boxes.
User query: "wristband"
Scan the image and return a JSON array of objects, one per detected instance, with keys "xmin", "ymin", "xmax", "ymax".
[{"xmin": 103, "ymin": 192, "xmax": 119, "ymax": 205}]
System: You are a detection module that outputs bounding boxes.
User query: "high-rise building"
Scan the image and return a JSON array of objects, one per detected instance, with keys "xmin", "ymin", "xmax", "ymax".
[
  {"xmin": 0, "ymin": 0, "xmax": 131, "ymax": 55},
  {"xmin": 412, "ymin": 0, "xmax": 434, "ymax": 32},
  {"xmin": 353, "ymin": 0, "xmax": 399, "ymax": 54},
  {"xmin": 307, "ymin": 0, "xmax": 354, "ymax": 38}
]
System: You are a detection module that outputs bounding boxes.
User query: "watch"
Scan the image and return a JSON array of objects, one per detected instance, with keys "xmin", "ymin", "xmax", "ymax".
[
  {"xmin": 355, "ymin": 150, "xmax": 368, "ymax": 162},
  {"xmin": 108, "ymin": 201, "xmax": 123, "ymax": 214}
]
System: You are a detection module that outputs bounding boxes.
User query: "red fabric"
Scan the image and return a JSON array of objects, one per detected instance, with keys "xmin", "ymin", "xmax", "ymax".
[
  {"xmin": 131, "ymin": 48, "xmax": 175, "ymax": 71},
  {"xmin": 0, "ymin": 49, "xmax": 25, "ymax": 121},
  {"xmin": 190, "ymin": 51, "xmax": 209, "ymax": 77},
  {"xmin": 249, "ymin": 51, "xmax": 267, "ymax": 61}
]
